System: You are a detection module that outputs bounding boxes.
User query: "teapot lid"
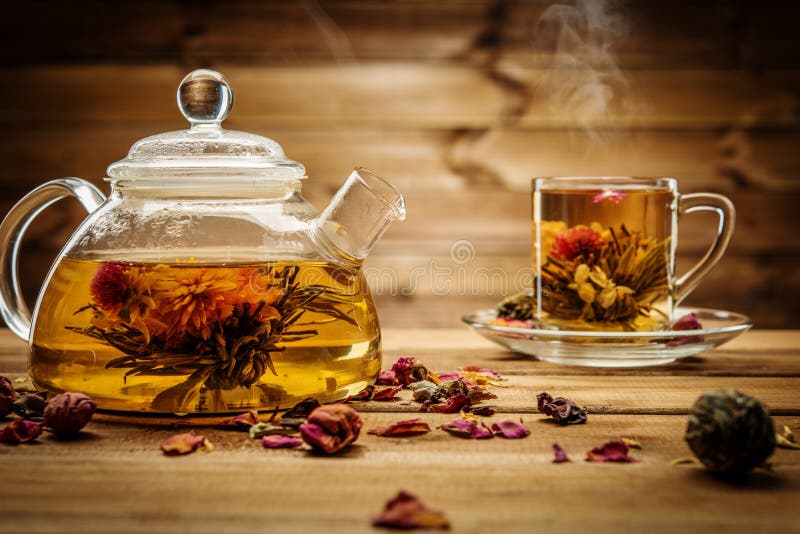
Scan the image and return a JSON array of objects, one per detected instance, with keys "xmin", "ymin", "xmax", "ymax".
[{"xmin": 106, "ymin": 69, "xmax": 306, "ymax": 180}]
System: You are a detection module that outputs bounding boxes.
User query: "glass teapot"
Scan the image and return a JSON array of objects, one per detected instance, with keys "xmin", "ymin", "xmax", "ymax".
[{"xmin": 0, "ymin": 69, "xmax": 405, "ymax": 415}]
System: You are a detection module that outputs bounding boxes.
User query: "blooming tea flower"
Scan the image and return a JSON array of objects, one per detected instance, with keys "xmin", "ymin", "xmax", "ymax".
[
  {"xmin": 373, "ymin": 491, "xmax": 450, "ymax": 530},
  {"xmin": 299, "ymin": 404, "xmax": 362, "ymax": 454},
  {"xmin": 43, "ymin": 392, "xmax": 96, "ymax": 436},
  {"xmin": 90, "ymin": 262, "xmax": 128, "ymax": 312},
  {"xmin": 552, "ymin": 226, "xmax": 604, "ymax": 261}
]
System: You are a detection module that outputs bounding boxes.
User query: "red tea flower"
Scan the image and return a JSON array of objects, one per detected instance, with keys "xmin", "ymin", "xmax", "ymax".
[
  {"xmin": 90, "ymin": 262, "xmax": 129, "ymax": 312},
  {"xmin": 373, "ymin": 491, "xmax": 450, "ymax": 530},
  {"xmin": 43, "ymin": 392, "xmax": 96, "ymax": 436},
  {"xmin": 586, "ymin": 440, "xmax": 638, "ymax": 463},
  {"xmin": 552, "ymin": 226, "xmax": 604, "ymax": 261},
  {"xmin": 0, "ymin": 419, "xmax": 42, "ymax": 444},
  {"xmin": 299, "ymin": 404, "xmax": 362, "ymax": 454},
  {"xmin": 261, "ymin": 435, "xmax": 302, "ymax": 449},
  {"xmin": 369, "ymin": 418, "xmax": 432, "ymax": 437}
]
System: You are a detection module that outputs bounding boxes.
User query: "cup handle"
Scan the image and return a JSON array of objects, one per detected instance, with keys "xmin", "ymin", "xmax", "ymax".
[
  {"xmin": 674, "ymin": 192, "xmax": 735, "ymax": 306},
  {"xmin": 0, "ymin": 178, "xmax": 106, "ymax": 340}
]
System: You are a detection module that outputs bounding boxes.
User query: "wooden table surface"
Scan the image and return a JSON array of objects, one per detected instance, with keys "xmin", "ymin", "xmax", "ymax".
[{"xmin": 0, "ymin": 327, "xmax": 798, "ymax": 533}]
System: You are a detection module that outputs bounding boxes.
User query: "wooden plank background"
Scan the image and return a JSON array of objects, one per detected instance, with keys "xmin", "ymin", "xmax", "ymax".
[{"xmin": 0, "ymin": 0, "xmax": 799, "ymax": 329}]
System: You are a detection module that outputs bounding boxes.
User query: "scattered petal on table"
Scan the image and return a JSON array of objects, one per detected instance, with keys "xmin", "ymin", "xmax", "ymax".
[
  {"xmin": 373, "ymin": 490, "xmax": 450, "ymax": 530},
  {"xmin": 621, "ymin": 437, "xmax": 642, "ymax": 449},
  {"xmin": 262, "ymin": 435, "xmax": 302, "ymax": 449},
  {"xmin": 586, "ymin": 440, "xmax": 638, "ymax": 463},
  {"xmin": 216, "ymin": 410, "xmax": 259, "ymax": 430},
  {"xmin": 536, "ymin": 392, "xmax": 587, "ymax": 425},
  {"xmin": 160, "ymin": 430, "xmax": 212, "ymax": 456},
  {"xmin": 491, "ymin": 419, "xmax": 531, "ymax": 439},
  {"xmin": 345, "ymin": 385, "xmax": 375, "ymax": 402},
  {"xmin": 440, "ymin": 418, "xmax": 493, "ymax": 439},
  {"xmin": 369, "ymin": 418, "xmax": 431, "ymax": 437},
  {"xmin": 373, "ymin": 386, "xmax": 403, "ymax": 401},
  {"xmin": 552, "ymin": 442, "xmax": 570, "ymax": 463},
  {"xmin": 0, "ymin": 418, "xmax": 42, "ymax": 444}
]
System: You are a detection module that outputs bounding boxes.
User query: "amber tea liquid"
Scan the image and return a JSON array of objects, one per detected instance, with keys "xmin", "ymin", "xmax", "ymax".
[
  {"xmin": 30, "ymin": 257, "xmax": 380, "ymax": 414},
  {"xmin": 532, "ymin": 185, "xmax": 676, "ymax": 331}
]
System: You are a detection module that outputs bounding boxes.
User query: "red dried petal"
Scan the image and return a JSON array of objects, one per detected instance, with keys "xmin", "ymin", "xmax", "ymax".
[
  {"xmin": 0, "ymin": 376, "xmax": 18, "ymax": 417},
  {"xmin": 436, "ymin": 372, "xmax": 462, "ymax": 382},
  {"xmin": 90, "ymin": 262, "xmax": 128, "ymax": 312},
  {"xmin": 552, "ymin": 442, "xmax": 570, "ymax": 463},
  {"xmin": 0, "ymin": 419, "xmax": 42, "ymax": 444},
  {"xmin": 299, "ymin": 404, "xmax": 362, "ymax": 454},
  {"xmin": 586, "ymin": 440, "xmax": 638, "ymax": 463},
  {"xmin": 43, "ymin": 392, "xmax": 96, "ymax": 436},
  {"xmin": 390, "ymin": 357, "xmax": 436, "ymax": 386},
  {"xmin": 469, "ymin": 406, "xmax": 497, "ymax": 417},
  {"xmin": 373, "ymin": 491, "xmax": 450, "ymax": 530},
  {"xmin": 536, "ymin": 392, "xmax": 587, "ymax": 425},
  {"xmin": 491, "ymin": 419, "xmax": 531, "ymax": 439},
  {"xmin": 552, "ymin": 226, "xmax": 604, "ymax": 261},
  {"xmin": 261, "ymin": 435, "xmax": 302, "ymax": 449},
  {"xmin": 161, "ymin": 430, "xmax": 209, "ymax": 455},
  {"xmin": 345, "ymin": 385, "xmax": 375, "ymax": 402},
  {"xmin": 424, "ymin": 393, "xmax": 471, "ymax": 414},
  {"xmin": 440, "ymin": 418, "xmax": 493, "ymax": 439},
  {"xmin": 216, "ymin": 410, "xmax": 260, "ymax": 430},
  {"xmin": 372, "ymin": 386, "xmax": 403, "ymax": 401},
  {"xmin": 368, "ymin": 418, "xmax": 432, "ymax": 437},
  {"xmin": 376, "ymin": 370, "xmax": 398, "ymax": 386}
]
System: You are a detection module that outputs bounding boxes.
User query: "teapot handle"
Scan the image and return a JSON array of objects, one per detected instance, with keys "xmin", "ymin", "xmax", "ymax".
[{"xmin": 0, "ymin": 178, "xmax": 106, "ymax": 340}]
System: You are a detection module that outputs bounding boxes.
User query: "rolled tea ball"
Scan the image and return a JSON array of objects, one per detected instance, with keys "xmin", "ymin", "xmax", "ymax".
[
  {"xmin": 685, "ymin": 389, "xmax": 775, "ymax": 474},
  {"xmin": 44, "ymin": 392, "xmax": 97, "ymax": 436}
]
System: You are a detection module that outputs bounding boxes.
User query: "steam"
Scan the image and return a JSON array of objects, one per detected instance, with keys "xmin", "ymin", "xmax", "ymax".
[{"xmin": 532, "ymin": 0, "xmax": 635, "ymax": 141}]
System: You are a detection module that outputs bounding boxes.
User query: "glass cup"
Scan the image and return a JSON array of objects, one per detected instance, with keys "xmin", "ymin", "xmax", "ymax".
[{"xmin": 531, "ymin": 177, "xmax": 734, "ymax": 331}]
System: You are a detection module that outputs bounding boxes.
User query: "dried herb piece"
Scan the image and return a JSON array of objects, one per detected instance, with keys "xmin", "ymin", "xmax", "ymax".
[
  {"xmin": 775, "ymin": 425, "xmax": 800, "ymax": 450},
  {"xmin": 685, "ymin": 389, "xmax": 775, "ymax": 473},
  {"xmin": 621, "ymin": 437, "xmax": 642, "ymax": 449},
  {"xmin": 12, "ymin": 391, "xmax": 48, "ymax": 420},
  {"xmin": 161, "ymin": 430, "xmax": 213, "ymax": 455},
  {"xmin": 469, "ymin": 406, "xmax": 496, "ymax": 417},
  {"xmin": 409, "ymin": 380, "xmax": 439, "ymax": 402},
  {"xmin": 670, "ymin": 456, "xmax": 701, "ymax": 466},
  {"xmin": 586, "ymin": 440, "xmax": 638, "ymax": 463},
  {"xmin": 0, "ymin": 376, "xmax": 18, "ymax": 417},
  {"xmin": 552, "ymin": 442, "xmax": 570, "ymax": 463},
  {"xmin": 0, "ymin": 419, "xmax": 42, "ymax": 444},
  {"xmin": 43, "ymin": 392, "xmax": 97, "ymax": 437},
  {"xmin": 369, "ymin": 418, "xmax": 431, "ymax": 437},
  {"xmin": 249, "ymin": 422, "xmax": 298, "ymax": 439},
  {"xmin": 216, "ymin": 410, "xmax": 260, "ymax": 430},
  {"xmin": 261, "ymin": 435, "xmax": 302, "ymax": 449},
  {"xmin": 439, "ymin": 418, "xmax": 493, "ymax": 439},
  {"xmin": 491, "ymin": 419, "xmax": 531, "ymax": 439},
  {"xmin": 345, "ymin": 385, "xmax": 375, "ymax": 402},
  {"xmin": 299, "ymin": 404, "xmax": 362, "ymax": 454},
  {"xmin": 391, "ymin": 357, "xmax": 438, "ymax": 386},
  {"xmin": 536, "ymin": 392, "xmax": 587, "ymax": 425},
  {"xmin": 373, "ymin": 491, "xmax": 450, "ymax": 530},
  {"xmin": 376, "ymin": 370, "xmax": 398, "ymax": 386},
  {"xmin": 373, "ymin": 386, "xmax": 403, "ymax": 401},
  {"xmin": 496, "ymin": 293, "xmax": 536, "ymax": 321}
]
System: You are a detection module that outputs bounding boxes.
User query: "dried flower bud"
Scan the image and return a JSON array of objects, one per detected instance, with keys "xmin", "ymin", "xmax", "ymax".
[
  {"xmin": 537, "ymin": 392, "xmax": 587, "ymax": 425},
  {"xmin": 43, "ymin": 392, "xmax": 97, "ymax": 436},
  {"xmin": 0, "ymin": 418, "xmax": 42, "ymax": 444},
  {"xmin": 299, "ymin": 404, "xmax": 362, "ymax": 454},
  {"xmin": 0, "ymin": 376, "xmax": 18, "ymax": 417},
  {"xmin": 685, "ymin": 389, "xmax": 775, "ymax": 474},
  {"xmin": 375, "ymin": 370, "xmax": 398, "ymax": 386},
  {"xmin": 13, "ymin": 391, "xmax": 48, "ymax": 420}
]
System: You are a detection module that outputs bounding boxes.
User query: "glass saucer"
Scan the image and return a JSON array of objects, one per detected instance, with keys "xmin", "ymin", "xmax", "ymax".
[{"xmin": 461, "ymin": 307, "xmax": 752, "ymax": 368}]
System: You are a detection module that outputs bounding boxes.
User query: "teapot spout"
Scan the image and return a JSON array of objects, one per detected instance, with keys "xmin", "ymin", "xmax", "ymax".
[{"xmin": 317, "ymin": 167, "xmax": 405, "ymax": 261}]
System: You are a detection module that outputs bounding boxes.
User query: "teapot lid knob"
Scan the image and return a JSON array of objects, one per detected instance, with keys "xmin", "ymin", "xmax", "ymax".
[{"xmin": 177, "ymin": 69, "xmax": 233, "ymax": 126}]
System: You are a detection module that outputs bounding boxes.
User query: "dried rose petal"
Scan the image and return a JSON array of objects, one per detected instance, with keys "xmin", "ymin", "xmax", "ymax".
[
  {"xmin": 373, "ymin": 386, "xmax": 403, "ymax": 401},
  {"xmin": 369, "ymin": 418, "xmax": 431, "ymax": 437},
  {"xmin": 216, "ymin": 410, "xmax": 260, "ymax": 430},
  {"xmin": 552, "ymin": 442, "xmax": 570, "ymax": 463},
  {"xmin": 436, "ymin": 372, "xmax": 462, "ymax": 382},
  {"xmin": 491, "ymin": 419, "xmax": 531, "ymax": 439},
  {"xmin": 345, "ymin": 385, "xmax": 375, "ymax": 402},
  {"xmin": 0, "ymin": 418, "xmax": 42, "ymax": 444},
  {"xmin": 261, "ymin": 435, "xmax": 302, "ymax": 449},
  {"xmin": 586, "ymin": 440, "xmax": 638, "ymax": 463},
  {"xmin": 283, "ymin": 397, "xmax": 321, "ymax": 420},
  {"xmin": 461, "ymin": 366, "xmax": 502, "ymax": 379},
  {"xmin": 299, "ymin": 404, "xmax": 362, "ymax": 454},
  {"xmin": 161, "ymin": 430, "xmax": 211, "ymax": 456},
  {"xmin": 469, "ymin": 406, "xmax": 497, "ymax": 417},
  {"xmin": 423, "ymin": 393, "xmax": 471, "ymax": 414},
  {"xmin": 0, "ymin": 376, "xmax": 18, "ymax": 417},
  {"xmin": 440, "ymin": 418, "xmax": 493, "ymax": 439},
  {"xmin": 536, "ymin": 392, "xmax": 587, "ymax": 425},
  {"xmin": 376, "ymin": 370, "xmax": 398, "ymax": 386},
  {"xmin": 391, "ymin": 357, "xmax": 437, "ymax": 386},
  {"xmin": 373, "ymin": 491, "xmax": 450, "ymax": 530},
  {"xmin": 12, "ymin": 391, "xmax": 48, "ymax": 420},
  {"xmin": 43, "ymin": 392, "xmax": 97, "ymax": 436}
]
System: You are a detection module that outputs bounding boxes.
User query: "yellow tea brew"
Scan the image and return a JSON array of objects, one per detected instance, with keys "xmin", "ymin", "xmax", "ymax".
[
  {"xmin": 30, "ymin": 257, "xmax": 380, "ymax": 414},
  {"xmin": 533, "ymin": 186, "xmax": 675, "ymax": 331}
]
